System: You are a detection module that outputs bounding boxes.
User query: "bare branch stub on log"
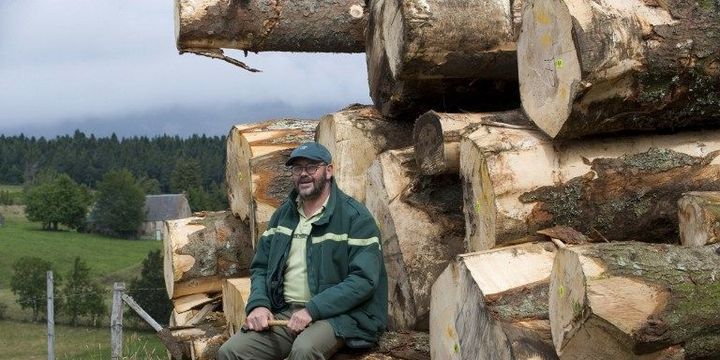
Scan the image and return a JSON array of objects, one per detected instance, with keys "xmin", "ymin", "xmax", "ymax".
[{"xmin": 517, "ymin": 0, "xmax": 720, "ymax": 139}]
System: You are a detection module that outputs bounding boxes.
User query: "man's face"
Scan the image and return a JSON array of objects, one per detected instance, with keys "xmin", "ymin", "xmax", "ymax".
[{"xmin": 289, "ymin": 159, "xmax": 333, "ymax": 200}]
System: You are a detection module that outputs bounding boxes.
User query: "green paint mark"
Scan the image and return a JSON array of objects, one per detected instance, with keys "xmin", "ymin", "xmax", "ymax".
[
  {"xmin": 558, "ymin": 285, "xmax": 565, "ymax": 297},
  {"xmin": 475, "ymin": 200, "xmax": 482, "ymax": 214},
  {"xmin": 554, "ymin": 58, "xmax": 564, "ymax": 69},
  {"xmin": 453, "ymin": 343, "xmax": 460, "ymax": 353},
  {"xmin": 572, "ymin": 300, "xmax": 582, "ymax": 317}
]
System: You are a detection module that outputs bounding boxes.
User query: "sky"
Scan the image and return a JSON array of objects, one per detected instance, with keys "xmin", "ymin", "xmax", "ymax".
[{"xmin": 0, "ymin": 0, "xmax": 371, "ymax": 137}]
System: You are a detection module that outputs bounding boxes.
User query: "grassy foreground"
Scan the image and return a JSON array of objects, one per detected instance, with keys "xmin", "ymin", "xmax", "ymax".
[{"xmin": 0, "ymin": 320, "xmax": 166, "ymax": 360}]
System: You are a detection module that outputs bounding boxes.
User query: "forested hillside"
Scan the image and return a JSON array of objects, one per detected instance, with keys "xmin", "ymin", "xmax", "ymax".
[{"xmin": 0, "ymin": 130, "xmax": 226, "ymax": 192}]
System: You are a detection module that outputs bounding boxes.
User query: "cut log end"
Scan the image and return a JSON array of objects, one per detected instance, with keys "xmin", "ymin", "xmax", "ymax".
[
  {"xmin": 517, "ymin": 0, "xmax": 580, "ymax": 138},
  {"xmin": 413, "ymin": 111, "xmax": 448, "ymax": 175},
  {"xmin": 678, "ymin": 191, "xmax": 720, "ymax": 247}
]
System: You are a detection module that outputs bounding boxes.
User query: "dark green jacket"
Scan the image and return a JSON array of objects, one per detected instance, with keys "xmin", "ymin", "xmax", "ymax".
[{"xmin": 245, "ymin": 180, "xmax": 388, "ymax": 342}]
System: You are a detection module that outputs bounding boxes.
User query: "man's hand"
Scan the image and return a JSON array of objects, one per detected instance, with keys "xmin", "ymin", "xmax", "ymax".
[
  {"xmin": 245, "ymin": 307, "xmax": 273, "ymax": 331},
  {"xmin": 287, "ymin": 308, "xmax": 313, "ymax": 333}
]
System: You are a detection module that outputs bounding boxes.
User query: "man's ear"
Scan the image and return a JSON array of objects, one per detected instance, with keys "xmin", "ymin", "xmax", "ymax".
[{"xmin": 325, "ymin": 164, "xmax": 334, "ymax": 180}]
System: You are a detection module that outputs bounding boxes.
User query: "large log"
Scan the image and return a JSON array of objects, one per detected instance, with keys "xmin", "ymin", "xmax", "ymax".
[
  {"xmin": 226, "ymin": 119, "xmax": 315, "ymax": 246},
  {"xmin": 550, "ymin": 242, "xmax": 720, "ymax": 359},
  {"xmin": 517, "ymin": 0, "xmax": 720, "ymax": 139},
  {"xmin": 460, "ymin": 125, "xmax": 720, "ymax": 251},
  {"xmin": 430, "ymin": 242, "xmax": 558, "ymax": 360},
  {"xmin": 366, "ymin": 0, "xmax": 521, "ymax": 119},
  {"xmin": 413, "ymin": 110, "xmax": 529, "ymax": 175},
  {"xmin": 175, "ymin": 0, "xmax": 366, "ymax": 53},
  {"xmin": 222, "ymin": 277, "xmax": 251, "ymax": 336},
  {"xmin": 678, "ymin": 191, "xmax": 720, "ymax": 247},
  {"xmin": 163, "ymin": 211, "xmax": 254, "ymax": 299},
  {"xmin": 365, "ymin": 147, "xmax": 465, "ymax": 330},
  {"xmin": 315, "ymin": 105, "xmax": 413, "ymax": 202}
]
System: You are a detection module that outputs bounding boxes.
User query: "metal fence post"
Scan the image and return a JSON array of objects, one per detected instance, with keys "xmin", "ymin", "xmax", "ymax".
[
  {"xmin": 47, "ymin": 271, "xmax": 55, "ymax": 360},
  {"xmin": 111, "ymin": 282, "xmax": 125, "ymax": 360}
]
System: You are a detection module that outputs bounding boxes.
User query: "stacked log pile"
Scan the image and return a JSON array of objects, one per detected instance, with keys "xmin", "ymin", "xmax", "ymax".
[{"xmin": 166, "ymin": 0, "xmax": 720, "ymax": 358}]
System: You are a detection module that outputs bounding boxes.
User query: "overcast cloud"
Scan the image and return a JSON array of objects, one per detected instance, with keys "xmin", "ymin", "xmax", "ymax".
[{"xmin": 0, "ymin": 0, "xmax": 371, "ymax": 137}]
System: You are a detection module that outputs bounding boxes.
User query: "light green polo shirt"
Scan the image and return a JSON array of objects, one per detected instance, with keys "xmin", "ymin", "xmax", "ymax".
[{"xmin": 283, "ymin": 195, "xmax": 328, "ymax": 304}]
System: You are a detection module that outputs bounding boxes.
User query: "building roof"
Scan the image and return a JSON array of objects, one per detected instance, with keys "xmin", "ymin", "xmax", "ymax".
[{"xmin": 143, "ymin": 194, "xmax": 191, "ymax": 222}]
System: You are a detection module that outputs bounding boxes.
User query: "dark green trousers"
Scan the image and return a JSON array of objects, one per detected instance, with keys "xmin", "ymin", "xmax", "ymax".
[{"xmin": 216, "ymin": 306, "xmax": 344, "ymax": 360}]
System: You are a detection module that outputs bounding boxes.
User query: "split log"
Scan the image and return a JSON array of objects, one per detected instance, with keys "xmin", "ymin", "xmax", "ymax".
[
  {"xmin": 550, "ymin": 242, "xmax": 720, "ymax": 359},
  {"xmin": 163, "ymin": 211, "xmax": 253, "ymax": 299},
  {"xmin": 517, "ymin": 0, "xmax": 720, "ymax": 139},
  {"xmin": 366, "ymin": 0, "xmax": 521, "ymax": 119},
  {"xmin": 171, "ymin": 311, "xmax": 229, "ymax": 360},
  {"xmin": 175, "ymin": 0, "xmax": 366, "ymax": 53},
  {"xmin": 173, "ymin": 293, "xmax": 221, "ymax": 314},
  {"xmin": 315, "ymin": 105, "xmax": 413, "ymax": 202},
  {"xmin": 413, "ymin": 110, "xmax": 529, "ymax": 175},
  {"xmin": 222, "ymin": 277, "xmax": 251, "ymax": 335},
  {"xmin": 678, "ymin": 191, "xmax": 720, "ymax": 247},
  {"xmin": 460, "ymin": 125, "xmax": 720, "ymax": 251},
  {"xmin": 365, "ymin": 147, "xmax": 465, "ymax": 330},
  {"xmin": 334, "ymin": 331, "xmax": 430, "ymax": 360},
  {"xmin": 430, "ymin": 242, "xmax": 558, "ymax": 360},
  {"xmin": 226, "ymin": 119, "xmax": 315, "ymax": 246}
]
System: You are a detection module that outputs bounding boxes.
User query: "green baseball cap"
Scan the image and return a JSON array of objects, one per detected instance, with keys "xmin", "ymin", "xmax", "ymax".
[{"xmin": 286, "ymin": 142, "xmax": 332, "ymax": 166}]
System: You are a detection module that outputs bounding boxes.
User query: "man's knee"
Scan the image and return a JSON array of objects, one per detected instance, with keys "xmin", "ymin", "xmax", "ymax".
[
  {"xmin": 289, "ymin": 341, "xmax": 324, "ymax": 360},
  {"xmin": 216, "ymin": 341, "xmax": 235, "ymax": 360}
]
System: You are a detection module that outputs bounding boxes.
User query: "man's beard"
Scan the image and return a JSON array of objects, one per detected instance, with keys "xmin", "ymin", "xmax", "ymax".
[{"xmin": 294, "ymin": 173, "xmax": 329, "ymax": 200}]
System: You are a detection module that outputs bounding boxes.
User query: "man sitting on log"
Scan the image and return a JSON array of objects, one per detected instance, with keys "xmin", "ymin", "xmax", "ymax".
[{"xmin": 218, "ymin": 142, "xmax": 388, "ymax": 360}]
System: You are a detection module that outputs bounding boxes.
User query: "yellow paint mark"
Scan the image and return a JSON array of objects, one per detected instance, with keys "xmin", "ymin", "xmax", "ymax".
[
  {"xmin": 540, "ymin": 33, "xmax": 553, "ymax": 48},
  {"xmin": 475, "ymin": 200, "xmax": 482, "ymax": 213},
  {"xmin": 558, "ymin": 285, "xmax": 565, "ymax": 297},
  {"xmin": 554, "ymin": 58, "xmax": 564, "ymax": 69},
  {"xmin": 558, "ymin": 87, "xmax": 568, "ymax": 99},
  {"xmin": 534, "ymin": 7, "xmax": 552, "ymax": 25},
  {"xmin": 446, "ymin": 326, "xmax": 456, "ymax": 338},
  {"xmin": 453, "ymin": 343, "xmax": 461, "ymax": 353}
]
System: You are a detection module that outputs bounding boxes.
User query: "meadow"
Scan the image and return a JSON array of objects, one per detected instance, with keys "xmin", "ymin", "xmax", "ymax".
[{"xmin": 0, "ymin": 202, "xmax": 166, "ymax": 359}]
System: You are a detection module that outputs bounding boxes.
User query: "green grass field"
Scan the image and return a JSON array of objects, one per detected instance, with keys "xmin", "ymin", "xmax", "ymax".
[
  {"xmin": 0, "ymin": 184, "xmax": 24, "ymax": 205},
  {"xmin": 0, "ymin": 321, "xmax": 166, "ymax": 359},
  {"xmin": 0, "ymin": 205, "xmax": 166, "ymax": 359}
]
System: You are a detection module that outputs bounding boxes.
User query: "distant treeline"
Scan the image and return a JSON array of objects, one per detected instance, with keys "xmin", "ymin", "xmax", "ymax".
[{"xmin": 0, "ymin": 130, "xmax": 226, "ymax": 192}]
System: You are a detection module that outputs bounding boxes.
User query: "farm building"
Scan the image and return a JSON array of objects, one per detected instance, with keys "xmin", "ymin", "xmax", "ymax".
[{"xmin": 141, "ymin": 194, "xmax": 191, "ymax": 240}]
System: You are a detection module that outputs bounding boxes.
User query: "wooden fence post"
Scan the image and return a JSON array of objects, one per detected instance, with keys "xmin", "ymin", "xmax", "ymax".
[
  {"xmin": 47, "ymin": 271, "xmax": 55, "ymax": 360},
  {"xmin": 111, "ymin": 282, "xmax": 125, "ymax": 360}
]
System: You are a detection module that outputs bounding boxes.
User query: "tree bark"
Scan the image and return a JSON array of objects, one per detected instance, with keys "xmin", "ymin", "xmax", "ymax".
[
  {"xmin": 222, "ymin": 277, "xmax": 251, "ymax": 336},
  {"xmin": 315, "ymin": 105, "xmax": 413, "ymax": 202},
  {"xmin": 163, "ymin": 211, "xmax": 254, "ymax": 299},
  {"xmin": 430, "ymin": 242, "xmax": 558, "ymax": 360},
  {"xmin": 366, "ymin": 0, "xmax": 521, "ymax": 120},
  {"xmin": 460, "ymin": 126, "xmax": 720, "ymax": 251},
  {"xmin": 550, "ymin": 242, "xmax": 720, "ymax": 359},
  {"xmin": 678, "ymin": 191, "xmax": 720, "ymax": 247},
  {"xmin": 175, "ymin": 0, "xmax": 366, "ymax": 53},
  {"xmin": 226, "ymin": 119, "xmax": 315, "ymax": 246},
  {"xmin": 517, "ymin": 0, "xmax": 720, "ymax": 139},
  {"xmin": 413, "ymin": 110, "xmax": 529, "ymax": 175},
  {"xmin": 365, "ymin": 147, "xmax": 465, "ymax": 330}
]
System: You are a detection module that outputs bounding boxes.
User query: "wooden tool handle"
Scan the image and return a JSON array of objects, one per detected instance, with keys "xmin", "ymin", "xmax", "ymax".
[{"xmin": 268, "ymin": 320, "xmax": 290, "ymax": 326}]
